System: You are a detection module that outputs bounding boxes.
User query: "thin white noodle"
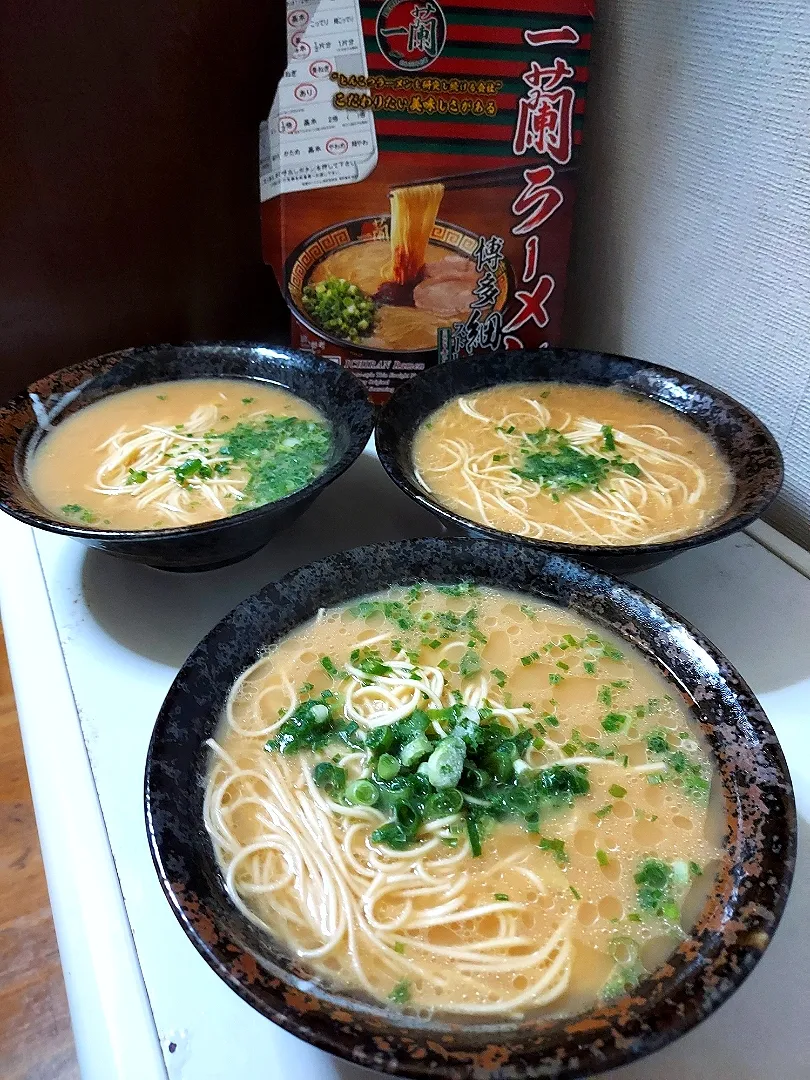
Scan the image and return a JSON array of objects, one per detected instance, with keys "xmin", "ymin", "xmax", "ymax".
[
  {"xmin": 417, "ymin": 391, "xmax": 720, "ymax": 546},
  {"xmin": 205, "ymin": 640, "xmax": 580, "ymax": 1015}
]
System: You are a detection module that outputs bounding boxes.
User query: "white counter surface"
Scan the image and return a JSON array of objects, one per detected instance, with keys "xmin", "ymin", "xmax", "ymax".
[{"xmin": 1, "ymin": 447, "xmax": 808, "ymax": 1080}]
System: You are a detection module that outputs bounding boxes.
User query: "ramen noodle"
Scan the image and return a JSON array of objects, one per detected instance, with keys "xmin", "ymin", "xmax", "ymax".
[
  {"xmin": 260, "ymin": 1, "xmax": 596, "ymax": 401},
  {"xmin": 29, "ymin": 379, "xmax": 331, "ymax": 530},
  {"xmin": 412, "ymin": 383, "xmax": 733, "ymax": 546},
  {"xmin": 390, "ymin": 183, "xmax": 445, "ymax": 285},
  {"xmin": 308, "ymin": 229, "xmax": 486, "ymax": 354},
  {"xmin": 206, "ymin": 584, "xmax": 720, "ymax": 1018}
]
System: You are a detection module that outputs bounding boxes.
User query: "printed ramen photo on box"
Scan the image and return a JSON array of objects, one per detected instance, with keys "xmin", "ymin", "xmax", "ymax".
[{"xmin": 261, "ymin": 1, "xmax": 595, "ymax": 402}]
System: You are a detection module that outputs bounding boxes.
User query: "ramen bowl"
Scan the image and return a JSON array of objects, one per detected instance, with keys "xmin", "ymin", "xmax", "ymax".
[
  {"xmin": 286, "ymin": 216, "xmax": 512, "ymax": 358},
  {"xmin": 0, "ymin": 343, "xmax": 374, "ymax": 572},
  {"xmin": 145, "ymin": 537, "xmax": 795, "ymax": 1080},
  {"xmin": 375, "ymin": 348, "xmax": 783, "ymax": 575}
]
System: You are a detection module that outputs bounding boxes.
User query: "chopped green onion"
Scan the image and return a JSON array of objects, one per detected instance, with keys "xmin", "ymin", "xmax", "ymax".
[
  {"xmin": 60, "ymin": 503, "xmax": 98, "ymax": 524},
  {"xmin": 388, "ymin": 979, "xmax": 411, "ymax": 1004},
  {"xmin": 661, "ymin": 900, "xmax": 680, "ymax": 922},
  {"xmin": 539, "ymin": 837, "xmax": 568, "ymax": 865},
  {"xmin": 376, "ymin": 754, "xmax": 401, "ymax": 781},
  {"xmin": 312, "ymin": 762, "xmax": 346, "ymax": 794},
  {"xmin": 400, "ymin": 734, "xmax": 432, "ymax": 768},
  {"xmin": 425, "ymin": 789, "xmax": 463, "ymax": 817},
  {"xmin": 426, "ymin": 736, "xmax": 466, "ymax": 789},
  {"xmin": 459, "ymin": 650, "xmax": 481, "ymax": 678},
  {"xmin": 345, "ymin": 779, "xmax": 379, "ymax": 806},
  {"xmin": 601, "ymin": 424, "xmax": 616, "ymax": 452},
  {"xmin": 601, "ymin": 713, "xmax": 628, "ymax": 734},
  {"xmin": 467, "ymin": 814, "xmax": 482, "ymax": 857}
]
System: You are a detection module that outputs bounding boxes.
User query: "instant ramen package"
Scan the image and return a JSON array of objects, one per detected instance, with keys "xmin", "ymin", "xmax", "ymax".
[{"xmin": 260, "ymin": 1, "xmax": 596, "ymax": 402}]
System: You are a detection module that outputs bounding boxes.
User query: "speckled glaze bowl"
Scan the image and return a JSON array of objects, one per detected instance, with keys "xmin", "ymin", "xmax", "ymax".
[
  {"xmin": 375, "ymin": 349, "xmax": 784, "ymax": 575},
  {"xmin": 144, "ymin": 537, "xmax": 795, "ymax": 1079},
  {"xmin": 0, "ymin": 343, "xmax": 375, "ymax": 572}
]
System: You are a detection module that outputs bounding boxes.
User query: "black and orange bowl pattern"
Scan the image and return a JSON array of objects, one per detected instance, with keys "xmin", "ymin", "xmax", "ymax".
[
  {"xmin": 375, "ymin": 347, "xmax": 784, "ymax": 576},
  {"xmin": 0, "ymin": 343, "xmax": 374, "ymax": 572},
  {"xmin": 145, "ymin": 537, "xmax": 795, "ymax": 1079}
]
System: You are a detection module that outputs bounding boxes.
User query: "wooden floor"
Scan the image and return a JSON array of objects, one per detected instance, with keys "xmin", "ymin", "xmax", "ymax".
[{"xmin": 0, "ymin": 625, "xmax": 80, "ymax": 1080}]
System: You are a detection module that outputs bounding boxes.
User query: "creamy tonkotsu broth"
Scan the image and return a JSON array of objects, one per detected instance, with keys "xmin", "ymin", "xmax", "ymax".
[
  {"xmin": 411, "ymin": 383, "xmax": 733, "ymax": 546},
  {"xmin": 300, "ymin": 181, "xmax": 503, "ymax": 353},
  {"xmin": 28, "ymin": 379, "xmax": 331, "ymax": 530},
  {"xmin": 309, "ymin": 240, "xmax": 478, "ymax": 353},
  {"xmin": 206, "ymin": 584, "xmax": 720, "ymax": 1019}
]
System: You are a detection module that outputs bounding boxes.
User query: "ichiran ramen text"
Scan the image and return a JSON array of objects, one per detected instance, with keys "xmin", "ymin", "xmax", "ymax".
[{"xmin": 260, "ymin": 1, "xmax": 596, "ymax": 402}]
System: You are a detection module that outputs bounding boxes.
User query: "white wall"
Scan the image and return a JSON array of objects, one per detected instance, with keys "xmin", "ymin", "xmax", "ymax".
[{"xmin": 567, "ymin": 0, "xmax": 810, "ymax": 547}]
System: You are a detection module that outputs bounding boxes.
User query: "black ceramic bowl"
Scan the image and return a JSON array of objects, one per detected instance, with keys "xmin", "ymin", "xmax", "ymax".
[
  {"xmin": 0, "ymin": 343, "xmax": 375, "ymax": 572},
  {"xmin": 145, "ymin": 537, "xmax": 795, "ymax": 1080},
  {"xmin": 375, "ymin": 349, "xmax": 784, "ymax": 574}
]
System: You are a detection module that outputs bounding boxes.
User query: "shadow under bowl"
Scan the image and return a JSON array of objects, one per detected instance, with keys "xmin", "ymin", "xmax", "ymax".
[
  {"xmin": 0, "ymin": 343, "xmax": 375, "ymax": 572},
  {"xmin": 144, "ymin": 536, "xmax": 795, "ymax": 1079},
  {"xmin": 374, "ymin": 348, "xmax": 784, "ymax": 574}
]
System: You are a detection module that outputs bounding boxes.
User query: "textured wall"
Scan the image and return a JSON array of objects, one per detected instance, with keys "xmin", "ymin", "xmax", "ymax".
[{"xmin": 567, "ymin": 0, "xmax": 810, "ymax": 546}]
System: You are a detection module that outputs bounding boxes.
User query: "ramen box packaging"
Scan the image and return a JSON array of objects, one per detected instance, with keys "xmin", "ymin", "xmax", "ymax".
[{"xmin": 260, "ymin": 0, "xmax": 596, "ymax": 402}]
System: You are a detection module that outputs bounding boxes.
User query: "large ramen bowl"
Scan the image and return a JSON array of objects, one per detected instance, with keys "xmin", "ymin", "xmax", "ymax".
[
  {"xmin": 145, "ymin": 537, "xmax": 795, "ymax": 1080},
  {"xmin": 286, "ymin": 216, "xmax": 511, "ymax": 358},
  {"xmin": 375, "ymin": 348, "xmax": 783, "ymax": 575},
  {"xmin": 0, "ymin": 343, "xmax": 374, "ymax": 572}
]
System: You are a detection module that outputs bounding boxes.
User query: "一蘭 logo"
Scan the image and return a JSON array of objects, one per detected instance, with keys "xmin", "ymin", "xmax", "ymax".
[{"xmin": 376, "ymin": 0, "xmax": 447, "ymax": 72}]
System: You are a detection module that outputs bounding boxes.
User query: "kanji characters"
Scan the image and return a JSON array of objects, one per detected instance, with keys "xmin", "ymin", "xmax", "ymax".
[
  {"xmin": 448, "ymin": 233, "xmax": 506, "ymax": 358},
  {"xmin": 473, "ymin": 235, "xmax": 505, "ymax": 273},
  {"xmin": 380, "ymin": 3, "xmax": 442, "ymax": 58},
  {"xmin": 513, "ymin": 76, "xmax": 575, "ymax": 162},
  {"xmin": 513, "ymin": 26, "xmax": 578, "ymax": 164},
  {"xmin": 524, "ymin": 25, "xmax": 580, "ymax": 47}
]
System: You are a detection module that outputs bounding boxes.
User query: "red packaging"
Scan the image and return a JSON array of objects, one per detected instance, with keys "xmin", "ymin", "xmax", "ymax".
[{"xmin": 260, "ymin": 1, "xmax": 595, "ymax": 403}]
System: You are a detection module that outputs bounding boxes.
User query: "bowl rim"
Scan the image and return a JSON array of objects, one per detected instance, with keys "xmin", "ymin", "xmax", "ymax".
[
  {"xmin": 144, "ymin": 536, "xmax": 796, "ymax": 1079},
  {"xmin": 374, "ymin": 347, "xmax": 784, "ymax": 558},
  {"xmin": 284, "ymin": 214, "xmax": 514, "ymax": 358},
  {"xmin": 0, "ymin": 341, "xmax": 376, "ymax": 543}
]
